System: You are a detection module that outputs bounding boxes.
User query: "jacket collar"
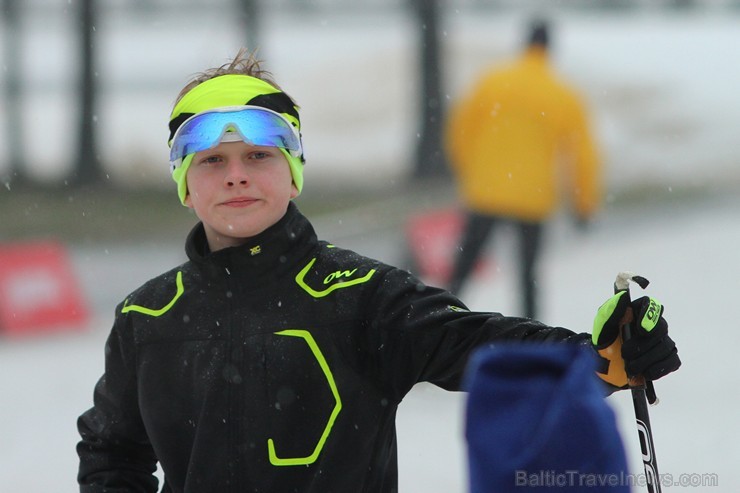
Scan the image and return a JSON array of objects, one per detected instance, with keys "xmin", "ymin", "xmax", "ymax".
[{"xmin": 184, "ymin": 202, "xmax": 318, "ymax": 281}]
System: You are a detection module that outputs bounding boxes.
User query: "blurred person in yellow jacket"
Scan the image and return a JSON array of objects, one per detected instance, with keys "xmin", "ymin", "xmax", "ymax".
[{"xmin": 445, "ymin": 18, "xmax": 601, "ymax": 319}]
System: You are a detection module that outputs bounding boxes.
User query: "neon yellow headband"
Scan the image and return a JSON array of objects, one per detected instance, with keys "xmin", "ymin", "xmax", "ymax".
[{"xmin": 168, "ymin": 74, "xmax": 304, "ymax": 205}]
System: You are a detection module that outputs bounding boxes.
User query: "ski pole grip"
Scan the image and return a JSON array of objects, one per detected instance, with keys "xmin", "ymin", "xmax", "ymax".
[
  {"xmin": 617, "ymin": 290, "xmax": 658, "ymax": 404},
  {"xmin": 613, "ymin": 272, "xmax": 658, "ymax": 404}
]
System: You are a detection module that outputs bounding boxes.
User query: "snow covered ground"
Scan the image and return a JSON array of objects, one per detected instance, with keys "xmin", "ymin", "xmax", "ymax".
[{"xmin": 2, "ymin": 5, "xmax": 740, "ymax": 492}]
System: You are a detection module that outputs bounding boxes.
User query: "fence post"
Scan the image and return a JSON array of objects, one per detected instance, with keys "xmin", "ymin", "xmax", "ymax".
[
  {"xmin": 73, "ymin": 0, "xmax": 104, "ymax": 186},
  {"xmin": 410, "ymin": 0, "xmax": 449, "ymax": 180},
  {"xmin": 2, "ymin": 0, "xmax": 27, "ymax": 187}
]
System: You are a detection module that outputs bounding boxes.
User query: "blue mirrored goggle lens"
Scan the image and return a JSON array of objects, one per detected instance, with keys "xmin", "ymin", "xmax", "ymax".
[{"xmin": 170, "ymin": 108, "xmax": 301, "ymax": 163}]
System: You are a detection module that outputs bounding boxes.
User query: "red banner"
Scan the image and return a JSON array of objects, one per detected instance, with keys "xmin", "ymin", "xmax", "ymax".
[
  {"xmin": 0, "ymin": 241, "xmax": 89, "ymax": 336},
  {"xmin": 405, "ymin": 208, "xmax": 491, "ymax": 286}
]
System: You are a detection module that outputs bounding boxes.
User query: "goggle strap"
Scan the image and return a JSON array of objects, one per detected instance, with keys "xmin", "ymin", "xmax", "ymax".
[
  {"xmin": 168, "ymin": 112, "xmax": 194, "ymax": 143},
  {"xmin": 247, "ymin": 93, "xmax": 300, "ymax": 123}
]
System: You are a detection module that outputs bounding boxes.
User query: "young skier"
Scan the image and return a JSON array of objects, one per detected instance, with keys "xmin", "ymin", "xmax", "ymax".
[{"xmin": 77, "ymin": 50, "xmax": 680, "ymax": 492}]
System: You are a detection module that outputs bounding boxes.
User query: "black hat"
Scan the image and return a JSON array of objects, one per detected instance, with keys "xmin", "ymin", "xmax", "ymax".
[{"xmin": 528, "ymin": 19, "xmax": 550, "ymax": 48}]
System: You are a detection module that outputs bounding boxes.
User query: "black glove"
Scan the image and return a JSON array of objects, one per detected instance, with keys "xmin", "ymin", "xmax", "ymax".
[
  {"xmin": 592, "ymin": 292, "xmax": 681, "ymax": 388},
  {"xmin": 621, "ymin": 296, "xmax": 681, "ymax": 381}
]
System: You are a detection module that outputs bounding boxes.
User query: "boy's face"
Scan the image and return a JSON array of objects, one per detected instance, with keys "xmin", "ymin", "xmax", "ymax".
[{"xmin": 184, "ymin": 141, "xmax": 299, "ymax": 251}]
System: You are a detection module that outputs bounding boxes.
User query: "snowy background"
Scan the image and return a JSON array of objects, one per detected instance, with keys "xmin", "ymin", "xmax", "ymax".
[
  {"xmin": 4, "ymin": 4, "xmax": 740, "ymax": 195},
  {"xmin": 1, "ymin": 3, "xmax": 739, "ymax": 492}
]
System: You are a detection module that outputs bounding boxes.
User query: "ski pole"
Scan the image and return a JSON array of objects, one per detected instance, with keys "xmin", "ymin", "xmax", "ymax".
[{"xmin": 614, "ymin": 272, "xmax": 662, "ymax": 493}]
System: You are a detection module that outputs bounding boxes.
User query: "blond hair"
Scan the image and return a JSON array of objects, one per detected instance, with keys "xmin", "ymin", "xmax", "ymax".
[{"xmin": 174, "ymin": 48, "xmax": 288, "ymax": 106}]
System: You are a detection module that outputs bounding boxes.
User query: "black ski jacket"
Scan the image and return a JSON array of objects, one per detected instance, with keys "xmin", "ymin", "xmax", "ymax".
[{"xmin": 77, "ymin": 203, "xmax": 588, "ymax": 493}]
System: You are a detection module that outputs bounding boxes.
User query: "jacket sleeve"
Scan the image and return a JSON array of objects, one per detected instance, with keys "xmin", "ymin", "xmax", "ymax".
[
  {"xmin": 363, "ymin": 268, "xmax": 590, "ymax": 400},
  {"xmin": 77, "ymin": 305, "xmax": 159, "ymax": 492}
]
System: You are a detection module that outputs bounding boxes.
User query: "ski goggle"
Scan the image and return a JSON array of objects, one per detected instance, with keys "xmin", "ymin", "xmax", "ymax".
[{"xmin": 168, "ymin": 105, "xmax": 303, "ymax": 170}]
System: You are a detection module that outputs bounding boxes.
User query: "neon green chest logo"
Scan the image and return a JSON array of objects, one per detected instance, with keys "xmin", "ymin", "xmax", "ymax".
[
  {"xmin": 296, "ymin": 258, "xmax": 375, "ymax": 298},
  {"xmin": 121, "ymin": 271, "xmax": 184, "ymax": 317},
  {"xmin": 268, "ymin": 329, "xmax": 341, "ymax": 466}
]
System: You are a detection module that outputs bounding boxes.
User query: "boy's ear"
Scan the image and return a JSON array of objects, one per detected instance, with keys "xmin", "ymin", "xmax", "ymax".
[
  {"xmin": 184, "ymin": 193, "xmax": 194, "ymax": 209},
  {"xmin": 290, "ymin": 183, "xmax": 299, "ymax": 199}
]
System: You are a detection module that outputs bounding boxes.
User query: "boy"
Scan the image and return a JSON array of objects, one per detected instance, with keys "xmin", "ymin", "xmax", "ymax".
[{"xmin": 77, "ymin": 50, "xmax": 680, "ymax": 492}]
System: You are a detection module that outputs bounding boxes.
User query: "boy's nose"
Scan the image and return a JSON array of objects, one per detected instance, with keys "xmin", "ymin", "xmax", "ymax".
[
  {"xmin": 224, "ymin": 161, "xmax": 249, "ymax": 187},
  {"xmin": 226, "ymin": 176, "xmax": 248, "ymax": 187}
]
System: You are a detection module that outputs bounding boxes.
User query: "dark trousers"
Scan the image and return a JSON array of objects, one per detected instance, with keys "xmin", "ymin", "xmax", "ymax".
[{"xmin": 448, "ymin": 212, "xmax": 543, "ymax": 319}]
